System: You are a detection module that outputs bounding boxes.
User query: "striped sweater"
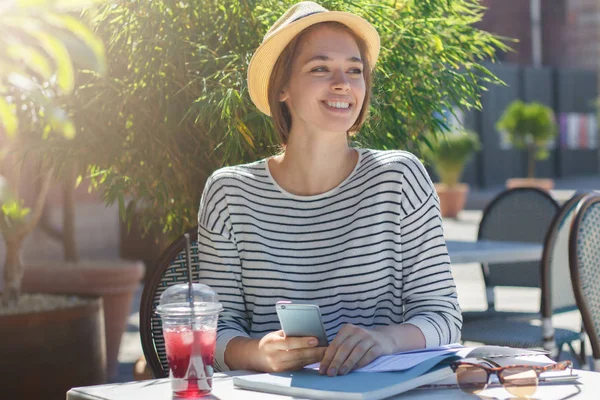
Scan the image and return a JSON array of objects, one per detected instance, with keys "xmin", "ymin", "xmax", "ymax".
[{"xmin": 197, "ymin": 148, "xmax": 462, "ymax": 372}]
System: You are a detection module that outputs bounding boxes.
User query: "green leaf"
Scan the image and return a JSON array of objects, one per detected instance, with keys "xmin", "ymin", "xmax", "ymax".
[
  {"xmin": 6, "ymin": 44, "xmax": 53, "ymax": 80},
  {"xmin": 7, "ymin": 17, "xmax": 76, "ymax": 93},
  {"xmin": 35, "ymin": 31, "xmax": 74, "ymax": 92},
  {"xmin": 117, "ymin": 192, "xmax": 126, "ymax": 221},
  {"xmin": 433, "ymin": 36, "xmax": 444, "ymax": 52},
  {"xmin": 16, "ymin": 0, "xmax": 105, "ymax": 11},
  {"xmin": 43, "ymin": 12, "xmax": 107, "ymax": 76},
  {"xmin": 0, "ymin": 98, "xmax": 18, "ymax": 137},
  {"xmin": 62, "ymin": 119, "xmax": 76, "ymax": 139},
  {"xmin": 1, "ymin": 200, "xmax": 31, "ymax": 223}
]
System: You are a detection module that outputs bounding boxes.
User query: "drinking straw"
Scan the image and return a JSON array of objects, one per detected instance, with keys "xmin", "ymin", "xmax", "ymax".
[
  {"xmin": 183, "ymin": 233, "xmax": 210, "ymax": 391},
  {"xmin": 185, "ymin": 233, "xmax": 194, "ymax": 307}
]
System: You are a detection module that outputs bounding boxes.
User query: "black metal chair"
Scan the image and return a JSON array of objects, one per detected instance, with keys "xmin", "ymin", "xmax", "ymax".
[
  {"xmin": 569, "ymin": 194, "xmax": 600, "ymax": 371},
  {"xmin": 139, "ymin": 226, "xmax": 199, "ymax": 378},
  {"xmin": 463, "ymin": 187, "xmax": 560, "ymax": 321},
  {"xmin": 461, "ymin": 192, "xmax": 588, "ymax": 363}
]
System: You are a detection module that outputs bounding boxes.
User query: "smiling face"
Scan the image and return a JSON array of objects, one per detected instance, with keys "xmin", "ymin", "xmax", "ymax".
[{"xmin": 278, "ymin": 24, "xmax": 367, "ymax": 139}]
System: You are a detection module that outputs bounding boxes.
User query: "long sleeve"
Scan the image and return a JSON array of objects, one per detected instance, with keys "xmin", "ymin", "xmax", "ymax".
[
  {"xmin": 194, "ymin": 149, "xmax": 463, "ymax": 370},
  {"xmin": 197, "ymin": 174, "xmax": 249, "ymax": 372},
  {"xmin": 399, "ymin": 155, "xmax": 463, "ymax": 346}
]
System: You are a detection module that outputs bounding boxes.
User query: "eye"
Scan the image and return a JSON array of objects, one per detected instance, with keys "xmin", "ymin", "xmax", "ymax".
[
  {"xmin": 311, "ymin": 66, "xmax": 328, "ymax": 73},
  {"xmin": 349, "ymin": 68, "xmax": 363, "ymax": 75}
]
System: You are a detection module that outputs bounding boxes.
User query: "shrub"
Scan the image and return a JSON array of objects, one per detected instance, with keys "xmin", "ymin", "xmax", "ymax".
[
  {"xmin": 423, "ymin": 129, "xmax": 480, "ymax": 187},
  {"xmin": 56, "ymin": 0, "xmax": 506, "ymax": 237}
]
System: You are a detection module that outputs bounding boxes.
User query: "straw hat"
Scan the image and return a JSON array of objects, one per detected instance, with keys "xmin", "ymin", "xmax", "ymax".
[{"xmin": 247, "ymin": 1, "xmax": 380, "ymax": 116}]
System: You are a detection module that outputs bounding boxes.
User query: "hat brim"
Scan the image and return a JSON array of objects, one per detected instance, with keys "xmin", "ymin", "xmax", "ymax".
[{"xmin": 248, "ymin": 11, "xmax": 380, "ymax": 116}]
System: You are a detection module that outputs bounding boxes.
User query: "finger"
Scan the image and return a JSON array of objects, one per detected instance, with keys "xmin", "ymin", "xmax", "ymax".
[
  {"xmin": 281, "ymin": 347, "xmax": 327, "ymax": 371},
  {"xmin": 264, "ymin": 330, "xmax": 288, "ymax": 350},
  {"xmin": 319, "ymin": 326, "xmax": 355, "ymax": 373},
  {"xmin": 354, "ymin": 344, "xmax": 383, "ymax": 370},
  {"xmin": 323, "ymin": 334, "xmax": 362, "ymax": 376},
  {"xmin": 283, "ymin": 336, "xmax": 320, "ymax": 350},
  {"xmin": 338, "ymin": 340, "xmax": 377, "ymax": 375}
]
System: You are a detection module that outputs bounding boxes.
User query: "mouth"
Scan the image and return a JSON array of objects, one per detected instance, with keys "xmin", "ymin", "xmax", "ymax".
[{"xmin": 322, "ymin": 100, "xmax": 353, "ymax": 112}]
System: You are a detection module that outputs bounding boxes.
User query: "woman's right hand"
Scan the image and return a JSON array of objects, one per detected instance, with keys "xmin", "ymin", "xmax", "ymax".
[{"xmin": 255, "ymin": 330, "xmax": 327, "ymax": 372}]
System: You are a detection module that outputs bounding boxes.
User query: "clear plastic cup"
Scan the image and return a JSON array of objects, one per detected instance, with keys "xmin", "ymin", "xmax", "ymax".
[{"xmin": 156, "ymin": 283, "xmax": 223, "ymax": 398}]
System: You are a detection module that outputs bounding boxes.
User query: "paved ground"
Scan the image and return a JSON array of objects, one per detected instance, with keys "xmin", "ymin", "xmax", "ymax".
[{"xmin": 112, "ymin": 172, "xmax": 600, "ymax": 383}]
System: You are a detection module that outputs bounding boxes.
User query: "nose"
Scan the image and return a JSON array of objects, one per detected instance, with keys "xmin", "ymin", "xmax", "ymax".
[{"xmin": 331, "ymin": 70, "xmax": 350, "ymax": 92}]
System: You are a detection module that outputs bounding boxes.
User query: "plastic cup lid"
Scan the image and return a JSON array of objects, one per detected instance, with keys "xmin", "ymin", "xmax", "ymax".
[{"xmin": 155, "ymin": 283, "xmax": 223, "ymax": 316}]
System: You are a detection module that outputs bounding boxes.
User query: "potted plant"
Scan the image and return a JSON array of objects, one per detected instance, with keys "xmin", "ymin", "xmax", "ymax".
[
  {"xmin": 0, "ymin": 1, "xmax": 110, "ymax": 397},
  {"xmin": 496, "ymin": 100, "xmax": 557, "ymax": 191},
  {"xmin": 19, "ymin": 158, "xmax": 146, "ymax": 380},
  {"xmin": 423, "ymin": 129, "xmax": 481, "ymax": 218}
]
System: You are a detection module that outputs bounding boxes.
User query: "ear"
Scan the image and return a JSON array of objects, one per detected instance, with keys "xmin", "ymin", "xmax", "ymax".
[{"xmin": 279, "ymin": 88, "xmax": 289, "ymax": 102}]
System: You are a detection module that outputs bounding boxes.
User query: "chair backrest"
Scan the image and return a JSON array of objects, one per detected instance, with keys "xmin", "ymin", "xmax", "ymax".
[
  {"xmin": 478, "ymin": 187, "xmax": 559, "ymax": 289},
  {"xmin": 540, "ymin": 193, "xmax": 588, "ymax": 318},
  {"xmin": 140, "ymin": 226, "xmax": 199, "ymax": 378},
  {"xmin": 569, "ymin": 195, "xmax": 600, "ymax": 362}
]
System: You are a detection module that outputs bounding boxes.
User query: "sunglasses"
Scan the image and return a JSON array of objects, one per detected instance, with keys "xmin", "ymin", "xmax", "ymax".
[{"xmin": 450, "ymin": 359, "xmax": 573, "ymax": 397}]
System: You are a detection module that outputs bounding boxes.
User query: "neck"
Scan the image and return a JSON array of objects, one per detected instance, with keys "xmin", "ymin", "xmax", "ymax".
[{"xmin": 270, "ymin": 132, "xmax": 358, "ymax": 196}]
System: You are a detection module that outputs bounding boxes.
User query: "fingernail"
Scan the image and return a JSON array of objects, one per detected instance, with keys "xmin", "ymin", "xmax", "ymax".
[
  {"xmin": 339, "ymin": 367, "xmax": 348, "ymax": 375},
  {"xmin": 308, "ymin": 339, "xmax": 317, "ymax": 345},
  {"xmin": 328, "ymin": 367, "xmax": 337, "ymax": 376}
]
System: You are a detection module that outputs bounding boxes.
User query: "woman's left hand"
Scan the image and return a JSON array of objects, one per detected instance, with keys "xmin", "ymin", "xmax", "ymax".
[{"xmin": 318, "ymin": 324, "xmax": 395, "ymax": 376}]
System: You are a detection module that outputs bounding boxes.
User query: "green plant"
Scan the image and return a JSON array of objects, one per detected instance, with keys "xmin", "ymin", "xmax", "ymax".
[
  {"xmin": 496, "ymin": 100, "xmax": 557, "ymax": 179},
  {"xmin": 423, "ymin": 129, "xmax": 480, "ymax": 187},
  {"xmin": 52, "ymin": 0, "xmax": 506, "ymax": 240},
  {"xmin": 0, "ymin": 0, "xmax": 105, "ymax": 306}
]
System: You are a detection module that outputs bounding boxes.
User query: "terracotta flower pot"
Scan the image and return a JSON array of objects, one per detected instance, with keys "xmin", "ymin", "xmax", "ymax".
[
  {"xmin": 22, "ymin": 260, "xmax": 145, "ymax": 379},
  {"xmin": 0, "ymin": 297, "xmax": 106, "ymax": 400},
  {"xmin": 435, "ymin": 183, "xmax": 469, "ymax": 219},
  {"xmin": 506, "ymin": 178, "xmax": 554, "ymax": 192}
]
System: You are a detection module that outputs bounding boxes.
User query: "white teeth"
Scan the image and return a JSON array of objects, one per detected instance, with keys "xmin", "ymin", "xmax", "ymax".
[{"xmin": 326, "ymin": 101, "xmax": 350, "ymax": 109}]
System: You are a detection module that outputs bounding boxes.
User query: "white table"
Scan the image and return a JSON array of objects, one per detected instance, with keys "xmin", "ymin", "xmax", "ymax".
[
  {"xmin": 67, "ymin": 369, "xmax": 595, "ymax": 400},
  {"xmin": 445, "ymin": 239, "xmax": 543, "ymax": 264}
]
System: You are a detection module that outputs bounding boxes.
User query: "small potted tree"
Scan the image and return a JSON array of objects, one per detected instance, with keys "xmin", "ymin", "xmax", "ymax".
[
  {"xmin": 496, "ymin": 100, "xmax": 557, "ymax": 191},
  {"xmin": 423, "ymin": 129, "xmax": 481, "ymax": 218}
]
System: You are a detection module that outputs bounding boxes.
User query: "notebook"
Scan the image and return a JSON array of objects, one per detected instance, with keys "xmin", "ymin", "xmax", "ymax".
[
  {"xmin": 232, "ymin": 352, "xmax": 455, "ymax": 400},
  {"xmin": 232, "ymin": 345, "xmax": 552, "ymax": 400}
]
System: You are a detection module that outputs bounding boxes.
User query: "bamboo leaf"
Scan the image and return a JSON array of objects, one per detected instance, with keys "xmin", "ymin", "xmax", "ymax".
[
  {"xmin": 16, "ymin": 0, "xmax": 105, "ymax": 11},
  {"xmin": 117, "ymin": 192, "xmax": 126, "ymax": 222},
  {"xmin": 34, "ymin": 30, "xmax": 74, "ymax": 92},
  {"xmin": 43, "ymin": 12, "xmax": 107, "ymax": 75},
  {"xmin": 6, "ymin": 44, "xmax": 53, "ymax": 80},
  {"xmin": 5, "ymin": 17, "xmax": 76, "ymax": 93},
  {"xmin": 0, "ymin": 97, "xmax": 18, "ymax": 137}
]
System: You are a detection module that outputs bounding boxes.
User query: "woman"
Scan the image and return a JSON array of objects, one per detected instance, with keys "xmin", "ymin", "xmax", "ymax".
[{"xmin": 197, "ymin": 1, "xmax": 462, "ymax": 376}]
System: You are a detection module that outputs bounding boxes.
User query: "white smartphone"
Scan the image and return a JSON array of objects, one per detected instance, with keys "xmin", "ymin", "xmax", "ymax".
[{"xmin": 275, "ymin": 301, "xmax": 329, "ymax": 347}]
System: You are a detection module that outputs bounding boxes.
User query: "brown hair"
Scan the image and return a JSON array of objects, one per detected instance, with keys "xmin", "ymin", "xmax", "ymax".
[{"xmin": 267, "ymin": 21, "xmax": 373, "ymax": 145}]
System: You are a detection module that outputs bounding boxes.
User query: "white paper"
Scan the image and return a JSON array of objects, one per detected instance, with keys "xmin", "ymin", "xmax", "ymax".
[
  {"xmin": 305, "ymin": 343, "xmax": 464, "ymax": 372},
  {"xmin": 483, "ymin": 354, "xmax": 556, "ymax": 367}
]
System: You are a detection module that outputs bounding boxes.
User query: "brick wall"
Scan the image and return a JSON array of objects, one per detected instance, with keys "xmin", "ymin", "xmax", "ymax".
[
  {"xmin": 477, "ymin": 0, "xmax": 599, "ymax": 71},
  {"xmin": 477, "ymin": 0, "xmax": 534, "ymax": 65},
  {"xmin": 564, "ymin": 0, "xmax": 600, "ymax": 70}
]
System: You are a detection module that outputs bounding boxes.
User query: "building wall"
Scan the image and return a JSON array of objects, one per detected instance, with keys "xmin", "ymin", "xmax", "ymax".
[
  {"xmin": 477, "ymin": 0, "xmax": 534, "ymax": 65},
  {"xmin": 477, "ymin": 0, "xmax": 599, "ymax": 71},
  {"xmin": 564, "ymin": 0, "xmax": 600, "ymax": 70}
]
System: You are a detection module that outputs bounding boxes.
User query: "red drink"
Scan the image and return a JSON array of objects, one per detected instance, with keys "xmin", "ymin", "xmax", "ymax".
[{"xmin": 164, "ymin": 326, "xmax": 217, "ymax": 398}]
